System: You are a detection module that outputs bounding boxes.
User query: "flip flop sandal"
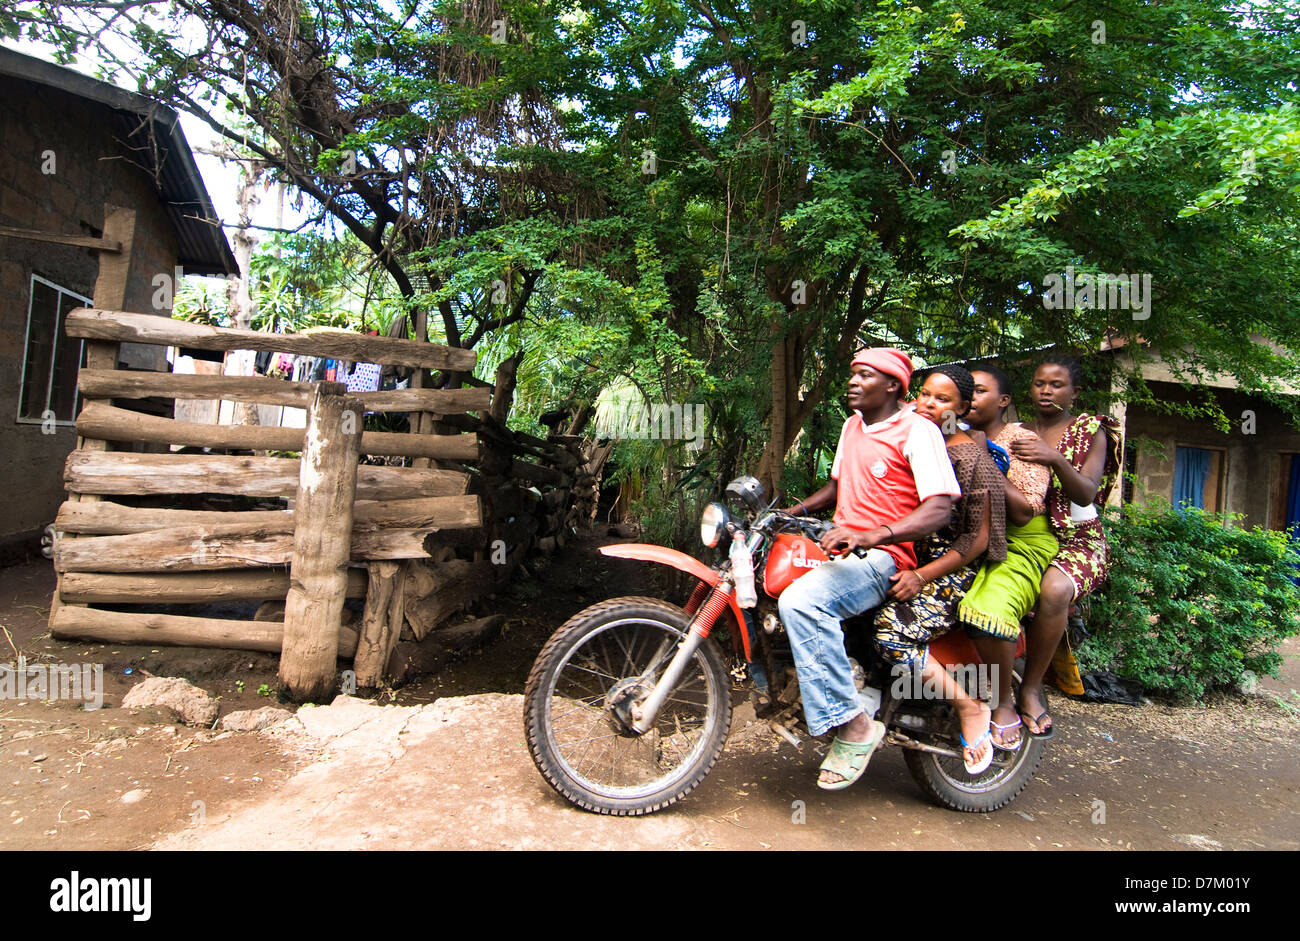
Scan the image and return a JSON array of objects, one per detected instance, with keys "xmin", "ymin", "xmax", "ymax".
[
  {"xmin": 960, "ymin": 727, "xmax": 994, "ymax": 775},
  {"xmin": 1018, "ymin": 689, "xmax": 1055, "ymax": 739},
  {"xmin": 1018, "ymin": 709, "xmax": 1055, "ymax": 740},
  {"xmin": 816, "ymin": 722, "xmax": 886, "ymax": 791},
  {"xmin": 990, "ymin": 717, "xmax": 1023, "ymax": 752}
]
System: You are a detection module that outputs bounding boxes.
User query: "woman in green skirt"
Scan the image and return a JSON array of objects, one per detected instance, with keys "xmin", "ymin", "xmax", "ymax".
[{"xmin": 959, "ymin": 365, "xmax": 1058, "ymax": 751}]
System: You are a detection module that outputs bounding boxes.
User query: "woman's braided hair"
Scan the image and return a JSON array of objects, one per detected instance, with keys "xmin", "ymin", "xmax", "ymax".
[{"xmin": 924, "ymin": 364, "xmax": 976, "ymax": 416}]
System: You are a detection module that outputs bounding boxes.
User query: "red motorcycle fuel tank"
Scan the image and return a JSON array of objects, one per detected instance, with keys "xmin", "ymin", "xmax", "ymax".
[{"xmin": 762, "ymin": 533, "xmax": 830, "ymax": 598}]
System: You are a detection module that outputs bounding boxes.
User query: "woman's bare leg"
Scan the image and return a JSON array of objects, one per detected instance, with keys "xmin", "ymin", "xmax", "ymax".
[
  {"xmin": 1021, "ymin": 566, "xmax": 1074, "ymax": 733},
  {"xmin": 919, "ymin": 658, "xmax": 991, "ymax": 768},
  {"xmin": 970, "ymin": 633, "xmax": 1019, "ymax": 748}
]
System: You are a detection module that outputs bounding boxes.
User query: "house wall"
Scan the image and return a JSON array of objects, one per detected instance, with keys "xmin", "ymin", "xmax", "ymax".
[
  {"xmin": 0, "ymin": 76, "xmax": 181, "ymax": 562},
  {"xmin": 1124, "ymin": 381, "xmax": 1300, "ymax": 529}
]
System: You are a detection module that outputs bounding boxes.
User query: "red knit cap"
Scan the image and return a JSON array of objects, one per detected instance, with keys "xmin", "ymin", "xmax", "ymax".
[{"xmin": 850, "ymin": 346, "xmax": 913, "ymax": 392}]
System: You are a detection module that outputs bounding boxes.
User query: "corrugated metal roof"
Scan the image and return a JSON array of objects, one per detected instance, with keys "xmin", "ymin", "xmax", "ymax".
[{"xmin": 0, "ymin": 46, "xmax": 238, "ymax": 276}]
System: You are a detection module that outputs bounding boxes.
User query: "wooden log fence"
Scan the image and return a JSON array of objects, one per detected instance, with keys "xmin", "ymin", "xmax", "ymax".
[{"xmin": 49, "ymin": 303, "xmax": 614, "ymax": 698}]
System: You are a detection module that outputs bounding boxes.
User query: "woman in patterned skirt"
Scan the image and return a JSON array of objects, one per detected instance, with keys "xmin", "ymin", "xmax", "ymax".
[
  {"xmin": 873, "ymin": 365, "xmax": 1007, "ymax": 773},
  {"xmin": 1010, "ymin": 357, "xmax": 1122, "ymax": 736}
]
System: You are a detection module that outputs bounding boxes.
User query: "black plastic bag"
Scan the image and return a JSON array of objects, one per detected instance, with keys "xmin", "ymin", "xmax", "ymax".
[{"xmin": 1081, "ymin": 671, "xmax": 1144, "ymax": 705}]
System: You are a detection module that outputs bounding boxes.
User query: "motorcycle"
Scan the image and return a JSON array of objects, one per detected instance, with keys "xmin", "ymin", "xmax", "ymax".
[{"xmin": 523, "ymin": 475, "xmax": 1046, "ymax": 816}]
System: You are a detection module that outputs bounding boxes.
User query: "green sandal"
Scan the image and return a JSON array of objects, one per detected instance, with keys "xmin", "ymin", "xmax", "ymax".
[{"xmin": 817, "ymin": 721, "xmax": 887, "ymax": 791}]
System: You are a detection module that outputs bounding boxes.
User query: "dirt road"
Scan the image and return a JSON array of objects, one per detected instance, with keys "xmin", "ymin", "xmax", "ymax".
[
  {"xmin": 139, "ymin": 685, "xmax": 1296, "ymax": 851},
  {"xmin": 2, "ymin": 535, "xmax": 1297, "ymax": 851}
]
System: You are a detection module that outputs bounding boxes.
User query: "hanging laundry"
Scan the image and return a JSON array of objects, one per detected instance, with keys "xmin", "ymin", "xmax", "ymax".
[{"xmin": 346, "ymin": 362, "xmax": 381, "ymax": 393}]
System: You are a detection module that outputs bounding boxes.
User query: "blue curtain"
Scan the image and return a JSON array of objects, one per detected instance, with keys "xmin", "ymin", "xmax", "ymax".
[
  {"xmin": 1285, "ymin": 455, "xmax": 1300, "ymax": 585},
  {"xmin": 1172, "ymin": 447, "xmax": 1211, "ymax": 509},
  {"xmin": 1287, "ymin": 454, "xmax": 1300, "ymax": 529}
]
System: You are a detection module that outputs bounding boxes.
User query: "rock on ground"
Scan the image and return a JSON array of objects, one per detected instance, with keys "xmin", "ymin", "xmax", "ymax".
[
  {"xmin": 220, "ymin": 706, "xmax": 294, "ymax": 732},
  {"xmin": 121, "ymin": 676, "xmax": 219, "ymax": 728}
]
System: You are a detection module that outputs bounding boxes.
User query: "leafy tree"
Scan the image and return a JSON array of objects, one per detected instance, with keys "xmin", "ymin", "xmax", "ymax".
[
  {"xmin": 10, "ymin": 0, "xmax": 1300, "ymax": 502},
  {"xmin": 174, "ymin": 231, "xmax": 404, "ymax": 333}
]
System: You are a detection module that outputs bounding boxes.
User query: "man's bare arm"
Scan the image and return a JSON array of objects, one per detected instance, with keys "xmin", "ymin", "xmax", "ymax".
[
  {"xmin": 820, "ymin": 494, "xmax": 954, "ymax": 555},
  {"xmin": 883, "ymin": 493, "xmax": 955, "ymax": 543},
  {"xmin": 786, "ymin": 480, "xmax": 837, "ymax": 516}
]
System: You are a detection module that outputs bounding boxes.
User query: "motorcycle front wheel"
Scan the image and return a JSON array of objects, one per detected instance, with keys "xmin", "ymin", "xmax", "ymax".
[{"xmin": 523, "ymin": 596, "xmax": 733, "ymax": 816}]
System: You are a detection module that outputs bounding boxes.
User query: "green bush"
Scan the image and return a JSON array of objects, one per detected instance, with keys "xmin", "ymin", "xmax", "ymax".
[{"xmin": 1080, "ymin": 501, "xmax": 1300, "ymax": 700}]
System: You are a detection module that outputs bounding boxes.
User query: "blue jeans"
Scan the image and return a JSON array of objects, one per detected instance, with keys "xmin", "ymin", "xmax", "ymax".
[{"xmin": 776, "ymin": 549, "xmax": 897, "ymax": 737}]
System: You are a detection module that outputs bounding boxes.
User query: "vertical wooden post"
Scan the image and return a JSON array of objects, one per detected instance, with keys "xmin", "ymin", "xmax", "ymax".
[
  {"xmin": 279, "ymin": 382, "xmax": 361, "ymax": 701},
  {"xmin": 50, "ymin": 205, "xmax": 135, "ymax": 630},
  {"xmin": 82, "ymin": 205, "xmax": 137, "ymax": 433},
  {"xmin": 352, "ymin": 560, "xmax": 404, "ymax": 686},
  {"xmin": 408, "ymin": 306, "xmax": 436, "ymax": 469}
]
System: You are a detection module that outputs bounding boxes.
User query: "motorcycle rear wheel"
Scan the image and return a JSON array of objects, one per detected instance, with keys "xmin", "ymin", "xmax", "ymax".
[
  {"xmin": 523, "ymin": 597, "xmax": 733, "ymax": 816},
  {"xmin": 902, "ymin": 668, "xmax": 1046, "ymax": 813}
]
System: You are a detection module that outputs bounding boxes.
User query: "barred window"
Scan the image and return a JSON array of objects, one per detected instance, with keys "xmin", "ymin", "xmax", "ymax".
[{"xmin": 18, "ymin": 274, "xmax": 87, "ymax": 424}]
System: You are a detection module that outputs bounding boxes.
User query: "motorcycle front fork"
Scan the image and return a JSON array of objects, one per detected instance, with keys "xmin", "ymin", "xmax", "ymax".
[{"xmin": 630, "ymin": 580, "xmax": 733, "ymax": 734}]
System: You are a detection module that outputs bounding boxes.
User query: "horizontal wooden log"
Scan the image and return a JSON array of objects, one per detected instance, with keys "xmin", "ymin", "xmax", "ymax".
[
  {"xmin": 351, "ymin": 496, "xmax": 482, "ymax": 530},
  {"xmin": 65, "ymin": 451, "xmax": 469, "ymax": 499},
  {"xmin": 57, "ymin": 501, "xmax": 291, "ymax": 534},
  {"xmin": 56, "ymin": 527, "xmax": 294, "ymax": 572},
  {"xmin": 60, "ymin": 569, "xmax": 368, "ymax": 603},
  {"xmin": 55, "ymin": 496, "xmax": 481, "ymax": 536},
  {"xmin": 402, "ymin": 559, "xmax": 497, "ymax": 640},
  {"xmin": 54, "ymin": 522, "xmax": 477, "ymax": 572},
  {"xmin": 0, "ymin": 223, "xmax": 121, "ymax": 252},
  {"xmin": 358, "ymin": 388, "xmax": 491, "ymax": 413},
  {"xmin": 51, "ymin": 606, "xmax": 358, "ymax": 657},
  {"xmin": 508, "ymin": 459, "xmax": 571, "ymax": 487},
  {"xmin": 76, "ymin": 369, "xmax": 492, "ymax": 414},
  {"xmin": 75, "ymin": 401, "xmax": 480, "ymax": 461},
  {"xmin": 66, "ymin": 308, "xmax": 476, "ymax": 371}
]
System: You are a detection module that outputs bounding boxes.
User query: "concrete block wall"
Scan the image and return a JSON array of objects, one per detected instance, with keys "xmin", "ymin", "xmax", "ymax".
[{"xmin": 1125, "ymin": 382, "xmax": 1300, "ymax": 530}]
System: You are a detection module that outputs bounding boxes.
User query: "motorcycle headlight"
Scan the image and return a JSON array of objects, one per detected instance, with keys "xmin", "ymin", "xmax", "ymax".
[{"xmin": 700, "ymin": 502, "xmax": 729, "ymax": 548}]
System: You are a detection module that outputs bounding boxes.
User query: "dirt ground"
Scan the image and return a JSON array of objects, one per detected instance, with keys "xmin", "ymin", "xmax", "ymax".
[{"xmin": 1, "ymin": 531, "xmax": 1297, "ymax": 851}]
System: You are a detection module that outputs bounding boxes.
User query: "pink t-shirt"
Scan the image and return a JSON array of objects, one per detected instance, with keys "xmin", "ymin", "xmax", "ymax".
[{"xmin": 830, "ymin": 406, "xmax": 961, "ymax": 569}]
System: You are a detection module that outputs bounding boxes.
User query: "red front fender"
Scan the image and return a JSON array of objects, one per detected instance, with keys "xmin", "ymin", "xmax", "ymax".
[{"xmin": 598, "ymin": 543, "xmax": 750, "ymax": 659}]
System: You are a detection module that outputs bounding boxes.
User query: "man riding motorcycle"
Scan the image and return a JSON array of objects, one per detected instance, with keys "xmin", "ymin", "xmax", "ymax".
[{"xmin": 781, "ymin": 347, "xmax": 959, "ymax": 790}]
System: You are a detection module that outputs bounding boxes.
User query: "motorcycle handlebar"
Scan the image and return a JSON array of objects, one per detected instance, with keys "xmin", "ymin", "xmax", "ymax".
[
  {"xmin": 766, "ymin": 511, "xmax": 874, "ymax": 559},
  {"xmin": 767, "ymin": 509, "xmax": 833, "ymax": 540}
]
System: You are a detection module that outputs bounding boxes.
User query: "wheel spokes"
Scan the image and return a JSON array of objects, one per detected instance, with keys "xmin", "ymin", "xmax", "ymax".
[{"xmin": 547, "ymin": 619, "xmax": 718, "ymax": 794}]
